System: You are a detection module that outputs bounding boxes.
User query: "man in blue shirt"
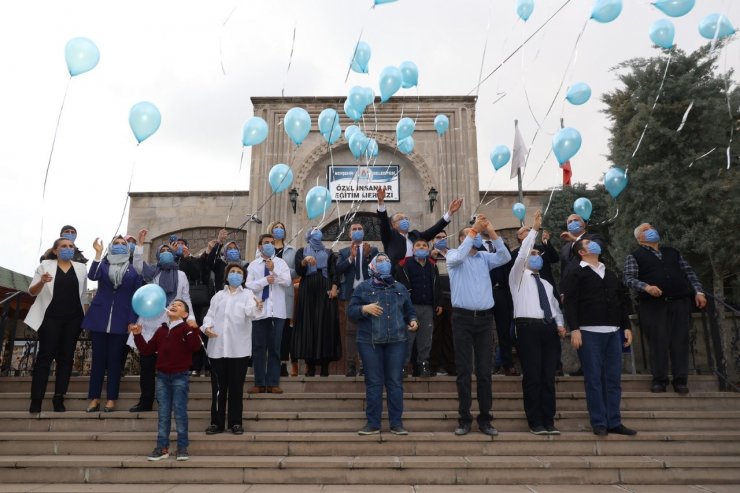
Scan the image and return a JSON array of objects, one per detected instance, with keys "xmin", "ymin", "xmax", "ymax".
[{"xmin": 447, "ymin": 215, "xmax": 511, "ymax": 436}]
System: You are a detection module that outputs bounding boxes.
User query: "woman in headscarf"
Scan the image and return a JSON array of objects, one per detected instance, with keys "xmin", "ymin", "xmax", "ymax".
[
  {"xmin": 264, "ymin": 220, "xmax": 299, "ymax": 377},
  {"xmin": 128, "ymin": 228, "xmax": 197, "ymax": 413},
  {"xmin": 201, "ymin": 263, "xmax": 263, "ymax": 435},
  {"xmin": 292, "ymin": 227, "xmax": 341, "ymax": 376},
  {"xmin": 82, "ymin": 236, "xmax": 143, "ymax": 412},
  {"xmin": 207, "ymin": 228, "xmax": 248, "ymax": 289},
  {"xmin": 349, "ymin": 253, "xmax": 417, "ymax": 435},
  {"xmin": 26, "ymin": 237, "xmax": 88, "ymax": 413}
]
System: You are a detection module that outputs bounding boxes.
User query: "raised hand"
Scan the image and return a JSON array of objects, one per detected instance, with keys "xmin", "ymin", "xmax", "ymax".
[
  {"xmin": 376, "ymin": 186, "xmax": 386, "ymax": 204},
  {"xmin": 447, "ymin": 198, "xmax": 463, "ymax": 216}
]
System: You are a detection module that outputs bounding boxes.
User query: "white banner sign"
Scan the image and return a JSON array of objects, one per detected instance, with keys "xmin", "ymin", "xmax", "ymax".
[{"xmin": 327, "ymin": 165, "xmax": 400, "ymax": 202}]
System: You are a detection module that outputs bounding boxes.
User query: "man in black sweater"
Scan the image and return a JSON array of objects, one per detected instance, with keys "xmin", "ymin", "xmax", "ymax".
[
  {"xmin": 623, "ymin": 223, "xmax": 706, "ymax": 394},
  {"xmin": 562, "ymin": 238, "xmax": 637, "ymax": 437}
]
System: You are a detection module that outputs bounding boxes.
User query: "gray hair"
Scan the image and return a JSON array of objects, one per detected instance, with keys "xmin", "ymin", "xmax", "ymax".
[{"xmin": 634, "ymin": 223, "xmax": 650, "ymax": 240}]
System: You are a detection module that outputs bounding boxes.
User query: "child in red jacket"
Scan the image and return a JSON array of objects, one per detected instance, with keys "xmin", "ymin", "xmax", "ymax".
[{"xmin": 130, "ymin": 299, "xmax": 201, "ymax": 461}]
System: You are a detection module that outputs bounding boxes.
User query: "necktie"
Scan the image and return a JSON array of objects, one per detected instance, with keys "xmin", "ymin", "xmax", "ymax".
[
  {"xmin": 354, "ymin": 247, "xmax": 361, "ymax": 280},
  {"xmin": 486, "ymin": 241, "xmax": 494, "ymax": 253},
  {"xmin": 261, "ymin": 264, "xmax": 270, "ymax": 301},
  {"xmin": 532, "ymin": 273, "xmax": 553, "ymax": 322}
]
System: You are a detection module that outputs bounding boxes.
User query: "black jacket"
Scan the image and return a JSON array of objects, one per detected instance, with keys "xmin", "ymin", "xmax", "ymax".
[
  {"xmin": 561, "ymin": 263, "xmax": 632, "ymax": 332},
  {"xmin": 559, "ymin": 232, "xmax": 606, "ymax": 290},
  {"xmin": 377, "ymin": 208, "xmax": 449, "ymax": 265},
  {"xmin": 395, "ymin": 257, "xmax": 441, "ymax": 307}
]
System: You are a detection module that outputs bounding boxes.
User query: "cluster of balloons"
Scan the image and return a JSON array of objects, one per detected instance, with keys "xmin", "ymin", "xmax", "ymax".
[
  {"xmin": 284, "ymin": 107, "xmax": 311, "ymax": 146},
  {"xmin": 131, "ymin": 284, "xmax": 167, "ymax": 318},
  {"xmin": 344, "ymin": 86, "xmax": 374, "ymax": 121},
  {"xmin": 65, "ymin": 37, "xmax": 100, "ymax": 77},
  {"xmin": 490, "ymin": 145, "xmax": 511, "ymax": 171},
  {"xmin": 305, "ymin": 185, "xmax": 331, "ymax": 220},
  {"xmin": 346, "ymin": 125, "xmax": 378, "ymax": 159},
  {"xmin": 350, "ymin": 41, "xmax": 371, "ymax": 74},
  {"xmin": 396, "ymin": 117, "xmax": 415, "ymax": 155},
  {"xmin": 434, "ymin": 114, "xmax": 449, "ymax": 135},
  {"xmin": 573, "ymin": 197, "xmax": 593, "ymax": 221},
  {"xmin": 129, "ymin": 102, "xmax": 161, "ymax": 144},
  {"xmin": 647, "ymin": 1, "xmax": 735, "ymax": 47},
  {"xmin": 269, "ymin": 163, "xmax": 294, "ymax": 193},
  {"xmin": 318, "ymin": 108, "xmax": 342, "ymax": 144},
  {"xmin": 379, "ymin": 61, "xmax": 418, "ymax": 102},
  {"xmin": 242, "ymin": 117, "xmax": 269, "ymax": 146}
]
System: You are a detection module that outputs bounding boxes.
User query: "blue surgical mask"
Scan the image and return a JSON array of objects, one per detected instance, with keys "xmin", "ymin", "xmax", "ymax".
[
  {"xmin": 128, "ymin": 243, "xmax": 136, "ymax": 253},
  {"xmin": 62, "ymin": 232, "xmax": 77, "ymax": 243},
  {"xmin": 110, "ymin": 244, "xmax": 128, "ymax": 255},
  {"xmin": 310, "ymin": 230, "xmax": 323, "ymax": 241},
  {"xmin": 414, "ymin": 249, "xmax": 429, "ymax": 259},
  {"xmin": 644, "ymin": 228, "xmax": 660, "ymax": 243},
  {"xmin": 350, "ymin": 230, "xmax": 365, "ymax": 242},
  {"xmin": 587, "ymin": 241, "xmax": 602, "ymax": 255},
  {"xmin": 225, "ymin": 249, "xmax": 240, "ymax": 262},
  {"xmin": 398, "ymin": 219, "xmax": 410, "ymax": 231},
  {"xmin": 261, "ymin": 243, "xmax": 276, "ymax": 258},
  {"xmin": 473, "ymin": 234, "xmax": 483, "ymax": 249},
  {"xmin": 227, "ymin": 272, "xmax": 243, "ymax": 287},
  {"xmin": 376, "ymin": 261, "xmax": 392, "ymax": 276},
  {"xmin": 158, "ymin": 251, "xmax": 175, "ymax": 265},
  {"xmin": 434, "ymin": 239, "xmax": 447, "ymax": 250},
  {"xmin": 528, "ymin": 255, "xmax": 543, "ymax": 271},
  {"xmin": 58, "ymin": 248, "xmax": 74, "ymax": 261},
  {"xmin": 272, "ymin": 228, "xmax": 286, "ymax": 240},
  {"xmin": 567, "ymin": 220, "xmax": 584, "ymax": 235}
]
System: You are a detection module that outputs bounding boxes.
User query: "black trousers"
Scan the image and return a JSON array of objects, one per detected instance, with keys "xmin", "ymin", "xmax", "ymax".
[
  {"xmin": 639, "ymin": 297, "xmax": 692, "ymax": 386},
  {"xmin": 31, "ymin": 314, "xmax": 82, "ymax": 400},
  {"xmin": 430, "ymin": 308, "xmax": 456, "ymax": 374},
  {"xmin": 138, "ymin": 353, "xmax": 157, "ymax": 406},
  {"xmin": 209, "ymin": 356, "xmax": 250, "ymax": 429},
  {"xmin": 515, "ymin": 319, "xmax": 561, "ymax": 428},
  {"xmin": 451, "ymin": 309, "xmax": 493, "ymax": 427},
  {"xmin": 493, "ymin": 288, "xmax": 515, "ymax": 369}
]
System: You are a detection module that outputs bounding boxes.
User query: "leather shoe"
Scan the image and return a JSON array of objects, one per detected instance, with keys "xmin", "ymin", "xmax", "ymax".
[
  {"xmin": 479, "ymin": 424, "xmax": 498, "ymax": 436},
  {"xmin": 247, "ymin": 386, "xmax": 265, "ymax": 394},
  {"xmin": 231, "ymin": 424, "xmax": 244, "ymax": 435},
  {"xmin": 205, "ymin": 424, "xmax": 223, "ymax": 435},
  {"xmin": 268, "ymin": 386, "xmax": 284, "ymax": 394},
  {"xmin": 129, "ymin": 403, "xmax": 153, "ymax": 413},
  {"xmin": 651, "ymin": 383, "xmax": 666, "ymax": 393},
  {"xmin": 454, "ymin": 423, "xmax": 471, "ymax": 436},
  {"xmin": 593, "ymin": 426, "xmax": 608, "ymax": 436},
  {"xmin": 674, "ymin": 384, "xmax": 689, "ymax": 395},
  {"xmin": 608, "ymin": 424, "xmax": 637, "ymax": 436}
]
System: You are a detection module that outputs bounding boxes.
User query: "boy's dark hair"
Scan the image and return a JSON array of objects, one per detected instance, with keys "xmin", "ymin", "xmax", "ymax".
[
  {"xmin": 258, "ymin": 233, "xmax": 274, "ymax": 245},
  {"xmin": 172, "ymin": 299, "xmax": 190, "ymax": 315},
  {"xmin": 223, "ymin": 263, "xmax": 246, "ymax": 286}
]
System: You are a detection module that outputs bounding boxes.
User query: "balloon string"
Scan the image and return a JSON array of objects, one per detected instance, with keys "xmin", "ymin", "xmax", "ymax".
[
  {"xmin": 281, "ymin": 22, "xmax": 297, "ymax": 97},
  {"xmin": 224, "ymin": 147, "xmax": 246, "ymax": 228},
  {"xmin": 688, "ymin": 147, "xmax": 718, "ymax": 168},
  {"xmin": 721, "ymin": 40, "xmax": 734, "ymax": 170},
  {"xmin": 251, "ymin": 142, "xmax": 300, "ymax": 220},
  {"xmin": 467, "ymin": 0, "xmax": 575, "ymax": 96},
  {"xmin": 473, "ymin": 3, "xmax": 493, "ymax": 101},
  {"xmin": 218, "ymin": 4, "xmax": 238, "ymax": 76},
  {"xmin": 113, "ymin": 152, "xmax": 138, "ymax": 238}
]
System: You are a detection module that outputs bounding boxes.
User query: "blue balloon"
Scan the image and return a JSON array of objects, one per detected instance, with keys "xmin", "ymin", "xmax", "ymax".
[
  {"xmin": 349, "ymin": 132, "xmax": 369, "ymax": 159},
  {"xmin": 552, "ymin": 127, "xmax": 582, "ymax": 164},
  {"xmin": 604, "ymin": 167, "xmax": 628, "ymax": 198},
  {"xmin": 268, "ymin": 163, "xmax": 294, "ymax": 193},
  {"xmin": 399, "ymin": 61, "xmax": 418, "ymax": 89},
  {"xmin": 318, "ymin": 108, "xmax": 339, "ymax": 136},
  {"xmin": 374, "ymin": 0, "xmax": 398, "ymax": 4},
  {"xmin": 566, "ymin": 82, "xmax": 592, "ymax": 105},
  {"xmin": 591, "ymin": 0, "xmax": 622, "ymax": 23},
  {"xmin": 573, "ymin": 197, "xmax": 593, "ymax": 221},
  {"xmin": 362, "ymin": 87, "xmax": 375, "ymax": 107},
  {"xmin": 398, "ymin": 136, "xmax": 414, "ymax": 155},
  {"xmin": 517, "ymin": 0, "xmax": 535, "ymax": 21},
  {"xmin": 284, "ymin": 107, "xmax": 311, "ymax": 146},
  {"xmin": 351, "ymin": 41, "xmax": 371, "ymax": 74},
  {"xmin": 129, "ymin": 102, "xmax": 161, "ymax": 144},
  {"xmin": 242, "ymin": 117, "xmax": 268, "ymax": 146},
  {"xmin": 367, "ymin": 139, "xmax": 379, "ymax": 158},
  {"xmin": 512, "ymin": 202, "xmax": 526, "ymax": 221},
  {"xmin": 305, "ymin": 186, "xmax": 331, "ymax": 220},
  {"xmin": 348, "ymin": 86, "xmax": 369, "ymax": 114},
  {"xmin": 326, "ymin": 124, "xmax": 342, "ymax": 145},
  {"xmin": 490, "ymin": 145, "xmax": 511, "ymax": 171},
  {"xmin": 396, "ymin": 117, "xmax": 415, "ymax": 141},
  {"xmin": 131, "ymin": 284, "xmax": 167, "ymax": 318},
  {"xmin": 345, "ymin": 125, "xmax": 361, "ymax": 142},
  {"xmin": 650, "ymin": 19, "xmax": 675, "ymax": 49},
  {"xmin": 699, "ymin": 13, "xmax": 736, "ymax": 40},
  {"xmin": 64, "ymin": 37, "xmax": 100, "ymax": 77},
  {"xmin": 434, "ymin": 114, "xmax": 449, "ymax": 136},
  {"xmin": 343, "ymin": 99, "xmax": 362, "ymax": 122},
  {"xmin": 379, "ymin": 66, "xmax": 402, "ymax": 103},
  {"xmin": 653, "ymin": 0, "xmax": 695, "ymax": 18}
]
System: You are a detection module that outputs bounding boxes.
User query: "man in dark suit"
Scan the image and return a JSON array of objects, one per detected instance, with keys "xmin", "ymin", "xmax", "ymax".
[
  {"xmin": 336, "ymin": 222, "xmax": 378, "ymax": 376},
  {"xmin": 376, "ymin": 186, "xmax": 463, "ymax": 266},
  {"xmin": 559, "ymin": 214, "xmax": 607, "ymax": 290}
]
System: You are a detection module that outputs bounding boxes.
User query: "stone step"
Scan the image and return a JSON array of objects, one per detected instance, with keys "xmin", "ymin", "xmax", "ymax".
[
  {"xmin": 3, "ymin": 391, "xmax": 739, "ymax": 412},
  {"xmin": 2, "ymin": 431, "xmax": 740, "ymax": 458},
  {"xmin": 1, "ymin": 454, "xmax": 738, "ymax": 484},
  {"xmin": 0, "ymin": 375, "xmax": 722, "ymax": 394},
  {"xmin": 1, "ymin": 410, "xmax": 738, "ymax": 434}
]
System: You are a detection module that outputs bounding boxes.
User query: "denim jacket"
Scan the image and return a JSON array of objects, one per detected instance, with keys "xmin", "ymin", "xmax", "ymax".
[{"xmin": 349, "ymin": 279, "xmax": 417, "ymax": 345}]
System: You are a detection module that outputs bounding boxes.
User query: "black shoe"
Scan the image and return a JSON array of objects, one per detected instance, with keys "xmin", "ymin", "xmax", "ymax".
[
  {"xmin": 593, "ymin": 426, "xmax": 608, "ymax": 436},
  {"xmin": 402, "ymin": 368, "xmax": 409, "ymax": 379},
  {"xmin": 570, "ymin": 368, "xmax": 584, "ymax": 377},
  {"xmin": 129, "ymin": 402, "xmax": 153, "ymax": 413},
  {"xmin": 231, "ymin": 425, "xmax": 244, "ymax": 435},
  {"xmin": 651, "ymin": 383, "xmax": 667, "ymax": 393},
  {"xmin": 205, "ymin": 424, "xmax": 224, "ymax": 435},
  {"xmin": 357, "ymin": 425, "xmax": 380, "ymax": 436},
  {"xmin": 419, "ymin": 361, "xmax": 432, "ymax": 378},
  {"xmin": 479, "ymin": 424, "xmax": 498, "ymax": 436},
  {"xmin": 454, "ymin": 423, "xmax": 471, "ymax": 436},
  {"xmin": 608, "ymin": 424, "xmax": 637, "ymax": 436},
  {"xmin": 52, "ymin": 394, "xmax": 65, "ymax": 413},
  {"xmin": 390, "ymin": 426, "xmax": 408, "ymax": 435},
  {"xmin": 674, "ymin": 384, "xmax": 689, "ymax": 395},
  {"xmin": 320, "ymin": 365, "xmax": 330, "ymax": 377},
  {"xmin": 305, "ymin": 365, "xmax": 316, "ymax": 377},
  {"xmin": 545, "ymin": 425, "xmax": 560, "ymax": 435},
  {"xmin": 529, "ymin": 426, "xmax": 548, "ymax": 435},
  {"xmin": 358, "ymin": 367, "xmax": 364, "ymax": 377},
  {"xmin": 29, "ymin": 399, "xmax": 42, "ymax": 414},
  {"xmin": 280, "ymin": 363, "xmax": 289, "ymax": 377},
  {"xmin": 345, "ymin": 364, "xmax": 357, "ymax": 377}
]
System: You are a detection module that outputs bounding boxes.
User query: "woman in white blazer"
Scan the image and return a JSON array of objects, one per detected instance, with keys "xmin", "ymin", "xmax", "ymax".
[
  {"xmin": 26, "ymin": 237, "xmax": 88, "ymax": 413},
  {"xmin": 202, "ymin": 263, "xmax": 263, "ymax": 435}
]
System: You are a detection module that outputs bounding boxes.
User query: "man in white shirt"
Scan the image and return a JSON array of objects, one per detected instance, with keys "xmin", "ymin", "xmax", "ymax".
[
  {"xmin": 509, "ymin": 210, "xmax": 566, "ymax": 435},
  {"xmin": 246, "ymin": 233, "xmax": 292, "ymax": 394}
]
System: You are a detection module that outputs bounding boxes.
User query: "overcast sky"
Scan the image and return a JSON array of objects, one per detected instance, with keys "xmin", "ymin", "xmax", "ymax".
[{"xmin": 1, "ymin": 0, "xmax": 738, "ymax": 278}]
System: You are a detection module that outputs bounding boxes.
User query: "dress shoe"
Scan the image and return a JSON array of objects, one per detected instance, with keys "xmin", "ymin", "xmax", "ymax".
[
  {"xmin": 674, "ymin": 384, "xmax": 689, "ymax": 395},
  {"xmin": 103, "ymin": 401, "xmax": 115, "ymax": 413},
  {"xmin": 205, "ymin": 424, "xmax": 224, "ymax": 435},
  {"xmin": 651, "ymin": 383, "xmax": 667, "ymax": 393},
  {"xmin": 593, "ymin": 426, "xmax": 608, "ymax": 436},
  {"xmin": 358, "ymin": 367, "xmax": 364, "ymax": 377},
  {"xmin": 345, "ymin": 364, "xmax": 357, "ymax": 377},
  {"xmin": 52, "ymin": 394, "xmax": 65, "ymax": 413},
  {"xmin": 268, "ymin": 386, "xmax": 284, "ymax": 394},
  {"xmin": 608, "ymin": 424, "xmax": 637, "ymax": 436},
  {"xmin": 305, "ymin": 365, "xmax": 316, "ymax": 377},
  {"xmin": 280, "ymin": 363, "xmax": 289, "ymax": 377},
  {"xmin": 247, "ymin": 386, "xmax": 265, "ymax": 394},
  {"xmin": 231, "ymin": 424, "xmax": 244, "ymax": 435},
  {"xmin": 29, "ymin": 399, "xmax": 42, "ymax": 414},
  {"xmin": 86, "ymin": 402, "xmax": 100, "ymax": 413},
  {"xmin": 129, "ymin": 402, "xmax": 153, "ymax": 413},
  {"xmin": 479, "ymin": 424, "xmax": 499, "ymax": 436},
  {"xmin": 570, "ymin": 367, "xmax": 584, "ymax": 377},
  {"xmin": 529, "ymin": 425, "xmax": 548, "ymax": 435},
  {"xmin": 290, "ymin": 362, "xmax": 299, "ymax": 377},
  {"xmin": 504, "ymin": 366, "xmax": 520, "ymax": 377},
  {"xmin": 454, "ymin": 423, "xmax": 471, "ymax": 436},
  {"xmin": 320, "ymin": 365, "xmax": 330, "ymax": 377},
  {"xmin": 419, "ymin": 361, "xmax": 432, "ymax": 378}
]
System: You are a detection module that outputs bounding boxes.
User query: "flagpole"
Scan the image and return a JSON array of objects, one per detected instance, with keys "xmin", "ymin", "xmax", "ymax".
[{"xmin": 515, "ymin": 120, "xmax": 523, "ymax": 226}]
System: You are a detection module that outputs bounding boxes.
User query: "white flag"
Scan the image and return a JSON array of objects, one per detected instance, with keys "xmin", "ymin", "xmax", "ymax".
[{"xmin": 511, "ymin": 123, "xmax": 527, "ymax": 180}]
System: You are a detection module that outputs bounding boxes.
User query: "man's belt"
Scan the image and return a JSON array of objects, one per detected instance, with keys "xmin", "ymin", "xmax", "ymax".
[{"xmin": 453, "ymin": 307, "xmax": 493, "ymax": 317}]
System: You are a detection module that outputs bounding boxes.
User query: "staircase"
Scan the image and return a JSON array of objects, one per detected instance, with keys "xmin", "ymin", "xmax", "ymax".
[{"xmin": 0, "ymin": 374, "xmax": 739, "ymax": 490}]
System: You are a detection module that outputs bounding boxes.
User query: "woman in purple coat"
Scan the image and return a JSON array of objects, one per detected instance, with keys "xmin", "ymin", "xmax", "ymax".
[{"xmin": 82, "ymin": 236, "xmax": 142, "ymax": 412}]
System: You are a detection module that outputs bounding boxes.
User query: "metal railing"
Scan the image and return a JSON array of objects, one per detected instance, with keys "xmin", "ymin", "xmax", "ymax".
[
  {"xmin": 0, "ymin": 291, "xmax": 28, "ymax": 376},
  {"xmin": 702, "ymin": 292, "xmax": 740, "ymax": 392}
]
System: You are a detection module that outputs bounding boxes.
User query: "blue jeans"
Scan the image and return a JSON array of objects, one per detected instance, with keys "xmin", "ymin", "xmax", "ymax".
[
  {"xmin": 577, "ymin": 330, "xmax": 622, "ymax": 429},
  {"xmin": 252, "ymin": 318, "xmax": 285, "ymax": 387},
  {"xmin": 358, "ymin": 341, "xmax": 406, "ymax": 429},
  {"xmin": 155, "ymin": 371, "xmax": 189, "ymax": 450}
]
